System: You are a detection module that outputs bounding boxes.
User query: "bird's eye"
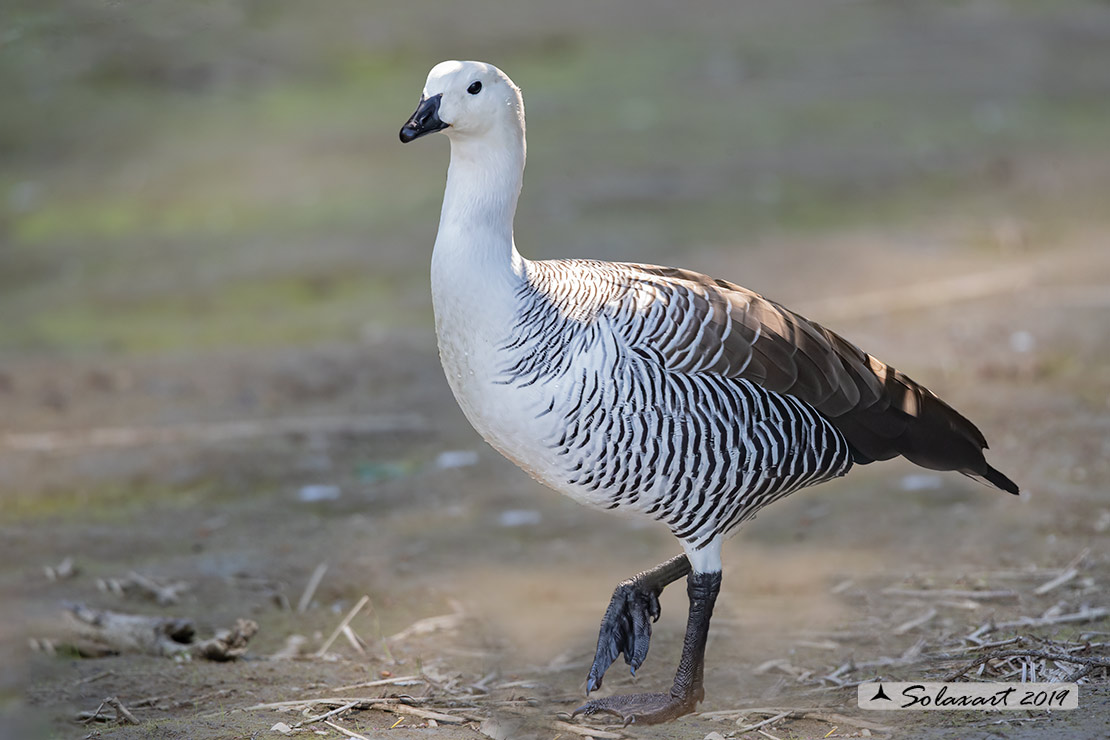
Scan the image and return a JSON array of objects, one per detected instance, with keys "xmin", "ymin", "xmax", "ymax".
[{"xmin": 467, "ymin": 81, "xmax": 482, "ymax": 95}]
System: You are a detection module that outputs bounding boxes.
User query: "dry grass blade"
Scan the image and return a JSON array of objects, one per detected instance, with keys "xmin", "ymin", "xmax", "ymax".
[
  {"xmin": 316, "ymin": 595, "xmax": 370, "ymax": 657},
  {"xmin": 994, "ymin": 606, "xmax": 1108, "ymax": 631},
  {"xmin": 882, "ymin": 588, "xmax": 1019, "ymax": 602},
  {"xmin": 700, "ymin": 706, "xmax": 800, "ymax": 720},
  {"xmin": 943, "ymin": 648, "xmax": 1110, "ymax": 681},
  {"xmin": 243, "ymin": 695, "xmax": 473, "ymax": 725},
  {"xmin": 717, "ymin": 707, "xmax": 891, "ymax": 735},
  {"xmin": 341, "ymin": 625, "xmax": 367, "ymax": 655},
  {"xmin": 552, "ymin": 719, "xmax": 624, "ymax": 738},
  {"xmin": 1033, "ymin": 568, "xmax": 1079, "ymax": 595},
  {"xmin": 800, "ymin": 712, "xmax": 891, "ymax": 733},
  {"xmin": 892, "ymin": 608, "xmax": 937, "ymax": 635},
  {"xmin": 939, "ymin": 636, "xmax": 1024, "ymax": 655},
  {"xmin": 77, "ymin": 700, "xmax": 108, "ymax": 725},
  {"xmin": 296, "ymin": 700, "xmax": 360, "ymax": 727},
  {"xmin": 323, "ymin": 719, "xmax": 371, "ymax": 740},
  {"xmin": 736, "ymin": 710, "xmax": 791, "ymax": 733},
  {"xmin": 378, "ymin": 704, "xmax": 467, "ymax": 724},
  {"xmin": 327, "ymin": 675, "xmax": 424, "ymax": 692},
  {"xmin": 388, "ymin": 602, "xmax": 465, "ymax": 643},
  {"xmin": 298, "ymin": 562, "xmax": 328, "ymax": 613},
  {"xmin": 73, "ymin": 670, "xmax": 113, "ymax": 686},
  {"xmin": 244, "ymin": 697, "xmax": 376, "ymax": 711}
]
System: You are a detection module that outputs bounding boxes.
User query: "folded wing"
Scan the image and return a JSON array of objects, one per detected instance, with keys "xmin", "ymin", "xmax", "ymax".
[{"xmin": 614, "ymin": 263, "xmax": 1018, "ymax": 494}]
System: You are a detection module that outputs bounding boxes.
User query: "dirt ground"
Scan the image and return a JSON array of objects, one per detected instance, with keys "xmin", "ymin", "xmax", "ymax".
[
  {"xmin": 3, "ymin": 2, "xmax": 1110, "ymax": 739},
  {"xmin": 4, "ymin": 227, "xmax": 1109, "ymax": 740}
]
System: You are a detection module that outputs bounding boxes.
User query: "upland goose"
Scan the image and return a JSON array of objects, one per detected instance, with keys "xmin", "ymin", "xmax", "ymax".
[{"xmin": 400, "ymin": 60, "xmax": 1018, "ymax": 724}]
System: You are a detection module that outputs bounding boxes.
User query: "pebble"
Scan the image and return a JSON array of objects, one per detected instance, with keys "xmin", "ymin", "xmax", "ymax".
[
  {"xmin": 435, "ymin": 449, "xmax": 480, "ymax": 469},
  {"xmin": 297, "ymin": 484, "xmax": 341, "ymax": 502},
  {"xmin": 498, "ymin": 509, "xmax": 542, "ymax": 527}
]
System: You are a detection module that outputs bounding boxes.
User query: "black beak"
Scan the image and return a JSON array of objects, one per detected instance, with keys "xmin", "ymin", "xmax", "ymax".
[{"xmin": 399, "ymin": 94, "xmax": 448, "ymax": 143}]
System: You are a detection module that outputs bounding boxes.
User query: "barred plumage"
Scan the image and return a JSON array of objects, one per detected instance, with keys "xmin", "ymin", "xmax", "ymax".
[
  {"xmin": 402, "ymin": 59, "xmax": 1019, "ymax": 725},
  {"xmin": 497, "ymin": 259, "xmax": 853, "ymax": 550}
]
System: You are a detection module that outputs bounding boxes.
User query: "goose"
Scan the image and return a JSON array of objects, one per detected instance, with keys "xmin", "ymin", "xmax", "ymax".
[{"xmin": 399, "ymin": 60, "xmax": 1019, "ymax": 725}]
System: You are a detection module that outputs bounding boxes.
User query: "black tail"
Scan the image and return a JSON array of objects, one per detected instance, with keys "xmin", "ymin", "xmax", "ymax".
[{"xmin": 980, "ymin": 464, "xmax": 1020, "ymax": 495}]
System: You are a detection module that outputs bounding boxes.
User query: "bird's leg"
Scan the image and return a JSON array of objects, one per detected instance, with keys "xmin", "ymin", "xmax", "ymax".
[
  {"xmin": 574, "ymin": 569, "xmax": 721, "ymax": 725},
  {"xmin": 584, "ymin": 554, "xmax": 692, "ymax": 693}
]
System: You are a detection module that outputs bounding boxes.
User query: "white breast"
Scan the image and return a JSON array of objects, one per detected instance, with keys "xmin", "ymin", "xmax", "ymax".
[{"xmin": 431, "ymin": 258, "xmax": 567, "ymax": 489}]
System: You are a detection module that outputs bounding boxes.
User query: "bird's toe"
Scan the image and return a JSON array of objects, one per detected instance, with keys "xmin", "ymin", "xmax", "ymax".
[{"xmin": 572, "ymin": 691, "xmax": 696, "ymax": 726}]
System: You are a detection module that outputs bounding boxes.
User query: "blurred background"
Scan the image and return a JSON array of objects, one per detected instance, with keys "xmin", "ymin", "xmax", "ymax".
[{"xmin": 4, "ymin": 1, "xmax": 1110, "ymax": 738}]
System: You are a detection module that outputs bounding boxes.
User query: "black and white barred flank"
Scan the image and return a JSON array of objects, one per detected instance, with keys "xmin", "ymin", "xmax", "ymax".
[
  {"xmin": 497, "ymin": 259, "xmax": 853, "ymax": 549},
  {"xmin": 496, "ymin": 258, "xmax": 1017, "ymax": 549}
]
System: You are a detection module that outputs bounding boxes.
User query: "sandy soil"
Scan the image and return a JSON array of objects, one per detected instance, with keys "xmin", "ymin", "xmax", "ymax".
[{"xmin": 4, "ymin": 226, "xmax": 1109, "ymax": 740}]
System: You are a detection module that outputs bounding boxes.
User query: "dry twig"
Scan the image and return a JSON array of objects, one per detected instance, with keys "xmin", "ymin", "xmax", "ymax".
[
  {"xmin": 298, "ymin": 562, "xmax": 328, "ymax": 613},
  {"xmin": 105, "ymin": 697, "xmax": 139, "ymax": 725},
  {"xmin": 994, "ymin": 606, "xmax": 1108, "ymax": 631},
  {"xmin": 323, "ymin": 719, "xmax": 371, "ymax": 740},
  {"xmin": 316, "ymin": 595, "xmax": 370, "ymax": 657},
  {"xmin": 943, "ymin": 648, "xmax": 1110, "ymax": 681},
  {"xmin": 327, "ymin": 674, "xmax": 424, "ymax": 693},
  {"xmin": 882, "ymin": 587, "xmax": 1019, "ymax": 602},
  {"xmin": 1034, "ymin": 568, "xmax": 1079, "ymax": 595},
  {"xmin": 77, "ymin": 696, "xmax": 139, "ymax": 726},
  {"xmin": 553, "ymin": 719, "xmax": 623, "ymax": 738},
  {"xmin": 736, "ymin": 710, "xmax": 791, "ymax": 734},
  {"xmin": 703, "ymin": 707, "xmax": 890, "ymax": 734},
  {"xmin": 892, "ymin": 608, "xmax": 937, "ymax": 635},
  {"xmin": 388, "ymin": 601, "xmax": 466, "ymax": 643},
  {"xmin": 97, "ymin": 572, "xmax": 190, "ymax": 606}
]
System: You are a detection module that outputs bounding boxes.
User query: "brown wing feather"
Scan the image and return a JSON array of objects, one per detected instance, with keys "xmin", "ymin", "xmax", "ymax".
[{"xmin": 624, "ymin": 263, "xmax": 1018, "ymax": 494}]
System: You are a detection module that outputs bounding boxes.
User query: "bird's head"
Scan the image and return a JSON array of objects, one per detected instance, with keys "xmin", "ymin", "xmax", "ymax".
[{"xmin": 399, "ymin": 60, "xmax": 524, "ymax": 145}]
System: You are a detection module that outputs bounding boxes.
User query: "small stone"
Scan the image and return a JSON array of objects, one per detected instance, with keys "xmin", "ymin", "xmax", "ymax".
[
  {"xmin": 704, "ymin": 733, "xmax": 727, "ymax": 740},
  {"xmin": 435, "ymin": 449, "xmax": 480, "ymax": 469},
  {"xmin": 297, "ymin": 484, "xmax": 340, "ymax": 502},
  {"xmin": 270, "ymin": 722, "xmax": 293, "ymax": 735},
  {"xmin": 498, "ymin": 509, "xmax": 542, "ymax": 527}
]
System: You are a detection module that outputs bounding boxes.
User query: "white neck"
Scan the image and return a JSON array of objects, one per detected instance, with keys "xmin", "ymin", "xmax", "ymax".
[{"xmin": 432, "ymin": 129, "xmax": 527, "ymax": 282}]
